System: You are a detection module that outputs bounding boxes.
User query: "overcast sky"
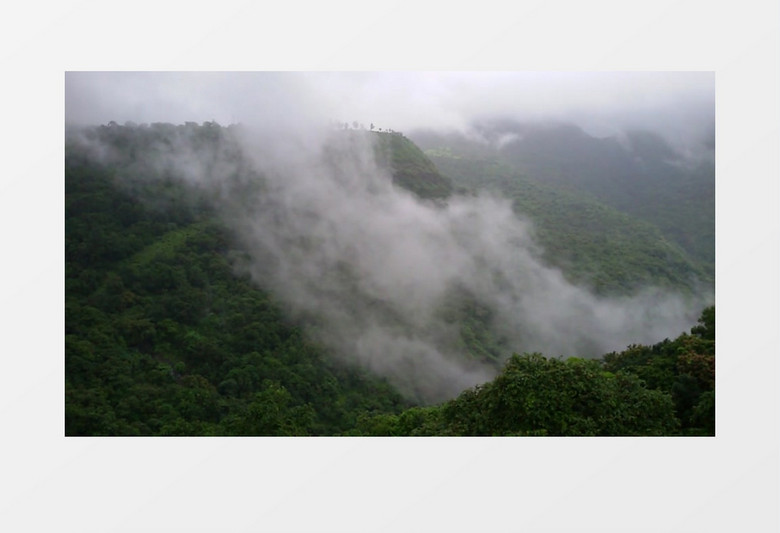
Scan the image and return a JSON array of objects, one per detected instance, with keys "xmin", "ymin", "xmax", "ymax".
[{"xmin": 65, "ymin": 71, "xmax": 714, "ymax": 145}]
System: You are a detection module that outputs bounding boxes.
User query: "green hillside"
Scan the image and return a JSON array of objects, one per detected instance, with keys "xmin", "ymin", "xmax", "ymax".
[
  {"xmin": 491, "ymin": 124, "xmax": 715, "ymax": 273},
  {"xmin": 424, "ymin": 150, "xmax": 710, "ymax": 295},
  {"xmin": 65, "ymin": 121, "xmax": 714, "ymax": 436},
  {"xmin": 354, "ymin": 305, "xmax": 714, "ymax": 436},
  {"xmin": 66, "ymin": 139, "xmax": 410, "ymax": 435},
  {"xmin": 372, "ymin": 131, "xmax": 453, "ymax": 200}
]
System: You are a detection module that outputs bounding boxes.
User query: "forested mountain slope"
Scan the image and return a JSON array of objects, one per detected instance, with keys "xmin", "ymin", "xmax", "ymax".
[
  {"xmin": 411, "ymin": 120, "xmax": 715, "ymax": 281},
  {"xmin": 373, "ymin": 131, "xmax": 453, "ymax": 200},
  {"xmin": 65, "ymin": 121, "xmax": 714, "ymax": 436},
  {"xmin": 66, "ymin": 151, "xmax": 411, "ymax": 435},
  {"xmin": 424, "ymin": 152, "xmax": 710, "ymax": 294},
  {"xmin": 355, "ymin": 305, "xmax": 714, "ymax": 436}
]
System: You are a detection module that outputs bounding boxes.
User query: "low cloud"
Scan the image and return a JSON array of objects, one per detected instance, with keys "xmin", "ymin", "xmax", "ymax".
[
  {"xmin": 65, "ymin": 71, "xmax": 715, "ymax": 151},
  {"xmin": 66, "ymin": 72, "xmax": 713, "ymax": 403}
]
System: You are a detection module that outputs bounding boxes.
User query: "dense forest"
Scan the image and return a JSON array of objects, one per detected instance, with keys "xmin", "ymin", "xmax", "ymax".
[{"xmin": 65, "ymin": 121, "xmax": 715, "ymax": 436}]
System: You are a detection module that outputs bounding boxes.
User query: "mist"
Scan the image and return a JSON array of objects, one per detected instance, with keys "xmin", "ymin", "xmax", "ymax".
[
  {"xmin": 65, "ymin": 71, "xmax": 714, "ymax": 154},
  {"xmin": 65, "ymin": 72, "xmax": 713, "ymax": 403},
  {"xmin": 233, "ymin": 126, "xmax": 706, "ymax": 402}
]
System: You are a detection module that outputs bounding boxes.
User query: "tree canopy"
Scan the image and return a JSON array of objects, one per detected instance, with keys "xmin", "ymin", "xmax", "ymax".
[{"xmin": 65, "ymin": 122, "xmax": 714, "ymax": 436}]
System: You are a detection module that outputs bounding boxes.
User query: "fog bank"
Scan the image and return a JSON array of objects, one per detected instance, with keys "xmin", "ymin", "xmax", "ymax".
[{"xmin": 69, "ymin": 120, "xmax": 709, "ymax": 403}]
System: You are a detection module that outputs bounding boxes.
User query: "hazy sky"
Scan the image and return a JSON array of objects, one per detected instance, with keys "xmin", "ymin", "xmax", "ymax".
[{"xmin": 65, "ymin": 71, "xmax": 714, "ymax": 145}]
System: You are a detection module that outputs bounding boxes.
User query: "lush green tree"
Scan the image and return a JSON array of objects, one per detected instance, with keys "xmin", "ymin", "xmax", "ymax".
[
  {"xmin": 691, "ymin": 305, "xmax": 715, "ymax": 340},
  {"xmin": 358, "ymin": 353, "xmax": 679, "ymax": 436},
  {"xmin": 221, "ymin": 380, "xmax": 315, "ymax": 436},
  {"xmin": 601, "ymin": 306, "xmax": 715, "ymax": 435}
]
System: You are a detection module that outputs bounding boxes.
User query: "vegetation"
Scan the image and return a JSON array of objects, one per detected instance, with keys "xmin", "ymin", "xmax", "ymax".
[
  {"xmin": 427, "ymin": 154, "xmax": 709, "ymax": 294},
  {"xmin": 65, "ymin": 121, "xmax": 714, "ymax": 436},
  {"xmin": 602, "ymin": 305, "xmax": 715, "ymax": 435},
  {"xmin": 354, "ymin": 307, "xmax": 714, "ymax": 436},
  {"xmin": 412, "ymin": 122, "xmax": 715, "ymax": 290},
  {"xmin": 355, "ymin": 354, "xmax": 680, "ymax": 436},
  {"xmin": 373, "ymin": 130, "xmax": 453, "ymax": 200},
  {"xmin": 66, "ymin": 138, "xmax": 410, "ymax": 435}
]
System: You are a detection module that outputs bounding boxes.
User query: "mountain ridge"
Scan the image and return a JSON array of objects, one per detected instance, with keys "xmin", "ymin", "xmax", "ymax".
[
  {"xmin": 410, "ymin": 119, "xmax": 715, "ymax": 278},
  {"xmin": 65, "ymin": 120, "xmax": 714, "ymax": 435}
]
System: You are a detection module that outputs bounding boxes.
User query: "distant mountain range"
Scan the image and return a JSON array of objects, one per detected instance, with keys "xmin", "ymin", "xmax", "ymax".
[{"xmin": 410, "ymin": 119, "xmax": 715, "ymax": 289}]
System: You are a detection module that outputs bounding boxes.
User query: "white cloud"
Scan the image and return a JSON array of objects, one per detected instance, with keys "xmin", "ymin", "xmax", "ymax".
[{"xmin": 65, "ymin": 71, "xmax": 714, "ymax": 147}]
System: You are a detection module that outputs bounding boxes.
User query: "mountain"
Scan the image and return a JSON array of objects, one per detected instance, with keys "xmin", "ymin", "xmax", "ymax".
[
  {"xmin": 411, "ymin": 127, "xmax": 713, "ymax": 295},
  {"xmin": 65, "ymin": 121, "xmax": 714, "ymax": 436},
  {"xmin": 373, "ymin": 131, "xmax": 453, "ymax": 200},
  {"xmin": 410, "ymin": 120, "xmax": 715, "ymax": 279},
  {"xmin": 65, "ymin": 124, "xmax": 414, "ymax": 435}
]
